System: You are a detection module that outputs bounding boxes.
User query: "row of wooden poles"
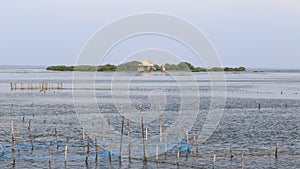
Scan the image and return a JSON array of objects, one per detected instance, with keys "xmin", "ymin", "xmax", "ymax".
[
  {"xmin": 3, "ymin": 101, "xmax": 289, "ymax": 168},
  {"xmin": 10, "ymin": 82, "xmax": 63, "ymax": 91},
  {"xmin": 5, "ymin": 104, "xmax": 282, "ymax": 167},
  {"xmin": 6, "ymin": 115, "xmax": 282, "ymax": 168},
  {"xmin": 257, "ymin": 101, "xmax": 289, "ymax": 110}
]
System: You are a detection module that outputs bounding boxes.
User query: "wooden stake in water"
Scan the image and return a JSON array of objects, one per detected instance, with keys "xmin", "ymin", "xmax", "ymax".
[
  {"xmin": 128, "ymin": 131, "xmax": 131, "ymax": 162},
  {"xmin": 164, "ymin": 136, "xmax": 167, "ymax": 160},
  {"xmin": 64, "ymin": 145, "xmax": 68, "ymax": 165},
  {"xmin": 145, "ymin": 143, "xmax": 148, "ymax": 161},
  {"xmin": 54, "ymin": 128, "xmax": 59, "ymax": 149},
  {"xmin": 49, "ymin": 141, "xmax": 52, "ymax": 165},
  {"xmin": 29, "ymin": 134, "xmax": 34, "ymax": 150},
  {"xmin": 160, "ymin": 118, "xmax": 163, "ymax": 143},
  {"xmin": 11, "ymin": 121, "xmax": 15, "ymax": 152},
  {"xmin": 54, "ymin": 128, "xmax": 58, "ymax": 140},
  {"xmin": 28, "ymin": 119, "xmax": 31, "ymax": 130},
  {"xmin": 213, "ymin": 152, "xmax": 216, "ymax": 166},
  {"xmin": 176, "ymin": 140, "xmax": 180, "ymax": 167},
  {"xmin": 241, "ymin": 152, "xmax": 244, "ymax": 169},
  {"xmin": 156, "ymin": 144, "xmax": 159, "ymax": 162},
  {"xmin": 31, "ymin": 102, "xmax": 34, "ymax": 118},
  {"xmin": 85, "ymin": 149, "xmax": 89, "ymax": 165},
  {"xmin": 0, "ymin": 144, "xmax": 4, "ymax": 155},
  {"xmin": 258, "ymin": 101, "xmax": 261, "ymax": 110},
  {"xmin": 145, "ymin": 128, "xmax": 148, "ymax": 142},
  {"xmin": 109, "ymin": 139, "xmax": 114, "ymax": 163},
  {"xmin": 197, "ymin": 129, "xmax": 200, "ymax": 155},
  {"xmin": 185, "ymin": 130, "xmax": 189, "ymax": 144},
  {"xmin": 275, "ymin": 143, "xmax": 278, "ymax": 159},
  {"xmin": 87, "ymin": 134, "xmax": 90, "ymax": 153},
  {"xmin": 119, "ymin": 116, "xmax": 124, "ymax": 161},
  {"xmin": 12, "ymin": 150, "xmax": 15, "ymax": 166},
  {"xmin": 230, "ymin": 146, "xmax": 234, "ymax": 160},
  {"xmin": 177, "ymin": 140, "xmax": 180, "ymax": 158},
  {"xmin": 192, "ymin": 133, "xmax": 196, "ymax": 154},
  {"xmin": 95, "ymin": 138, "xmax": 99, "ymax": 163},
  {"xmin": 141, "ymin": 117, "xmax": 147, "ymax": 163}
]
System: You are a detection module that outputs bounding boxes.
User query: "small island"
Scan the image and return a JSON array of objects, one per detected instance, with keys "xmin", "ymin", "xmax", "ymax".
[{"xmin": 47, "ymin": 60, "xmax": 246, "ymax": 72}]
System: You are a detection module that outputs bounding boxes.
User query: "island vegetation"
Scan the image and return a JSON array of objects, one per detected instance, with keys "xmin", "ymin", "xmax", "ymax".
[{"xmin": 47, "ymin": 61, "xmax": 246, "ymax": 72}]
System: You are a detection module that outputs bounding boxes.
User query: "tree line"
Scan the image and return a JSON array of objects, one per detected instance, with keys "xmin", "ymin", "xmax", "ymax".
[{"xmin": 46, "ymin": 61, "xmax": 246, "ymax": 72}]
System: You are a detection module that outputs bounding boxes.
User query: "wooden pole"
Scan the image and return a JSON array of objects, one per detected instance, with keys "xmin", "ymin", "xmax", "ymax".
[
  {"xmin": 82, "ymin": 128, "xmax": 84, "ymax": 140},
  {"xmin": 85, "ymin": 149, "xmax": 89, "ymax": 165},
  {"xmin": 11, "ymin": 121, "xmax": 15, "ymax": 152},
  {"xmin": 28, "ymin": 119, "xmax": 31, "ymax": 130},
  {"xmin": 0, "ymin": 144, "xmax": 4, "ymax": 155},
  {"xmin": 241, "ymin": 152, "xmax": 244, "ymax": 169},
  {"xmin": 29, "ymin": 134, "xmax": 34, "ymax": 150},
  {"xmin": 54, "ymin": 128, "xmax": 58, "ymax": 140},
  {"xmin": 141, "ymin": 117, "xmax": 147, "ymax": 163},
  {"xmin": 54, "ymin": 128, "xmax": 58, "ymax": 149},
  {"xmin": 128, "ymin": 131, "xmax": 131, "ymax": 162},
  {"xmin": 176, "ymin": 140, "xmax": 180, "ymax": 167},
  {"xmin": 119, "ymin": 116, "xmax": 124, "ymax": 161},
  {"xmin": 87, "ymin": 134, "xmax": 90, "ymax": 153},
  {"xmin": 31, "ymin": 103, "xmax": 35, "ymax": 118},
  {"xmin": 258, "ymin": 101, "xmax": 261, "ymax": 110},
  {"xmin": 10, "ymin": 82, "xmax": 13, "ymax": 90},
  {"xmin": 156, "ymin": 144, "xmax": 159, "ymax": 162},
  {"xmin": 145, "ymin": 128, "xmax": 148, "ymax": 142},
  {"xmin": 160, "ymin": 118, "xmax": 163, "ymax": 143},
  {"xmin": 95, "ymin": 138, "xmax": 99, "ymax": 163},
  {"xmin": 197, "ymin": 129, "xmax": 200, "ymax": 155},
  {"xmin": 64, "ymin": 145, "xmax": 68, "ymax": 165},
  {"xmin": 145, "ymin": 143, "xmax": 148, "ymax": 161},
  {"xmin": 275, "ymin": 143, "xmax": 278, "ymax": 159},
  {"xmin": 213, "ymin": 152, "xmax": 216, "ymax": 166},
  {"xmin": 12, "ymin": 150, "xmax": 15, "ymax": 165},
  {"xmin": 109, "ymin": 139, "xmax": 114, "ymax": 163},
  {"xmin": 164, "ymin": 136, "xmax": 167, "ymax": 160},
  {"xmin": 177, "ymin": 140, "xmax": 180, "ymax": 158},
  {"xmin": 193, "ymin": 133, "xmax": 196, "ymax": 154},
  {"xmin": 230, "ymin": 146, "xmax": 234, "ymax": 160},
  {"xmin": 186, "ymin": 130, "xmax": 189, "ymax": 144},
  {"xmin": 49, "ymin": 141, "xmax": 52, "ymax": 165}
]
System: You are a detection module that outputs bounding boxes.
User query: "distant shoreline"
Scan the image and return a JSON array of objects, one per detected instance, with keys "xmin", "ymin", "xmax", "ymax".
[{"xmin": 46, "ymin": 61, "xmax": 246, "ymax": 72}]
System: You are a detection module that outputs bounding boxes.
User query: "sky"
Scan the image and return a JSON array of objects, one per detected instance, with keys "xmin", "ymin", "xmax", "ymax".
[{"xmin": 0, "ymin": 0, "xmax": 300, "ymax": 68}]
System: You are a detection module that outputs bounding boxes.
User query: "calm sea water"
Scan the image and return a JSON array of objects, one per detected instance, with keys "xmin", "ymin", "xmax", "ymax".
[{"xmin": 0, "ymin": 66, "xmax": 300, "ymax": 168}]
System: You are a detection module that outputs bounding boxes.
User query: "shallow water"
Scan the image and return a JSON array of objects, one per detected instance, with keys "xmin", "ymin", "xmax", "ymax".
[{"xmin": 0, "ymin": 67, "xmax": 300, "ymax": 168}]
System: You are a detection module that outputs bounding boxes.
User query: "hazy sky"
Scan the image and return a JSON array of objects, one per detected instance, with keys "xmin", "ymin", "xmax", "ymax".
[{"xmin": 1, "ymin": 0, "xmax": 299, "ymax": 68}]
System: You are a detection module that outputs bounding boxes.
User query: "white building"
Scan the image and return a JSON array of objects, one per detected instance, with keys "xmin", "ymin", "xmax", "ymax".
[{"xmin": 138, "ymin": 59, "xmax": 156, "ymax": 71}]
